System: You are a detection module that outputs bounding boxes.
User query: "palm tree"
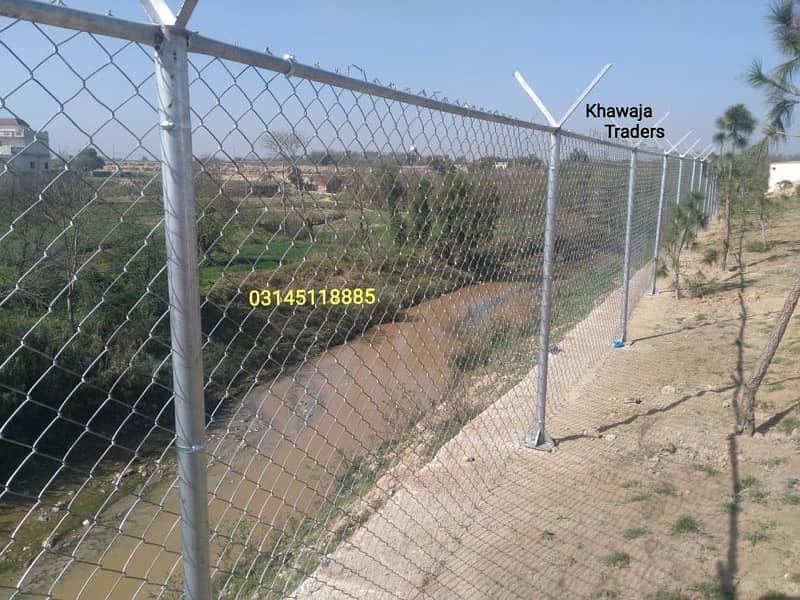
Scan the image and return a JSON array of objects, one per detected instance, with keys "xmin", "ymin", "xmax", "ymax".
[
  {"xmin": 737, "ymin": 0, "xmax": 800, "ymax": 435},
  {"xmin": 714, "ymin": 104, "xmax": 756, "ymax": 271}
]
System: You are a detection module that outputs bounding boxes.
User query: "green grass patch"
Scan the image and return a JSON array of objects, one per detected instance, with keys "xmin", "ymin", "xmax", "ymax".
[
  {"xmin": 423, "ymin": 403, "xmax": 483, "ymax": 459},
  {"xmin": 219, "ymin": 433, "xmax": 407, "ymax": 598},
  {"xmin": 739, "ymin": 475, "xmax": 770, "ymax": 503},
  {"xmin": 747, "ymin": 520, "xmax": 776, "ymax": 546},
  {"xmin": 782, "ymin": 493, "xmax": 800, "ymax": 505},
  {"xmin": 450, "ymin": 319, "xmax": 534, "ymax": 375},
  {"xmin": 777, "ymin": 415, "xmax": 800, "ymax": 434},
  {"xmin": 540, "ymin": 530, "xmax": 555, "ymax": 541},
  {"xmin": 695, "ymin": 313, "xmax": 709, "ymax": 321},
  {"xmin": 740, "ymin": 475, "xmax": 759, "ymax": 489},
  {"xmin": 587, "ymin": 590, "xmax": 619, "ymax": 600},
  {"xmin": 744, "ymin": 240, "xmax": 774, "ymax": 253},
  {"xmin": 649, "ymin": 591, "xmax": 688, "ymax": 600},
  {"xmin": 550, "ymin": 261, "xmax": 622, "ymax": 341},
  {"xmin": 690, "ymin": 581, "xmax": 734, "ymax": 599},
  {"xmin": 600, "ymin": 551, "xmax": 630, "ymax": 568},
  {"xmin": 722, "ymin": 500, "xmax": 739, "ymax": 515},
  {"xmin": 671, "ymin": 515, "xmax": 700, "ymax": 534},
  {"xmin": 199, "ymin": 235, "xmax": 313, "ymax": 289},
  {"xmin": 693, "ymin": 464, "xmax": 719, "ymax": 477},
  {"xmin": 760, "ymin": 457, "xmax": 787, "ymax": 470},
  {"xmin": 622, "ymin": 527, "xmax": 649, "ymax": 540},
  {"xmin": 620, "ymin": 480, "xmax": 641, "ymax": 489},
  {"xmin": 629, "ymin": 492, "xmax": 653, "ymax": 503},
  {"xmin": 654, "ymin": 482, "xmax": 676, "ymax": 496}
]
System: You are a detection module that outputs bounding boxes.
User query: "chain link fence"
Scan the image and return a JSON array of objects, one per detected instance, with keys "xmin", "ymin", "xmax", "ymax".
[{"xmin": 0, "ymin": 2, "xmax": 718, "ymax": 598}]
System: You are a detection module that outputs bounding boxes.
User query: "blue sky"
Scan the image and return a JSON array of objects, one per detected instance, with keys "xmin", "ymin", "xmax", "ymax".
[{"xmin": 1, "ymin": 1, "xmax": 794, "ymax": 157}]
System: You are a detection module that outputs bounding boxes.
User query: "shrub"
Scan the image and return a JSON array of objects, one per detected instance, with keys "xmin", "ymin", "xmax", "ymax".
[
  {"xmin": 685, "ymin": 270, "xmax": 721, "ymax": 298},
  {"xmin": 429, "ymin": 171, "xmax": 499, "ymax": 267},
  {"xmin": 671, "ymin": 515, "xmax": 700, "ymax": 534},
  {"xmin": 702, "ymin": 247, "xmax": 718, "ymax": 265},
  {"xmin": 622, "ymin": 527, "xmax": 649, "ymax": 540},
  {"xmin": 744, "ymin": 239, "xmax": 774, "ymax": 252},
  {"xmin": 325, "ymin": 175, "xmax": 345, "ymax": 194},
  {"xmin": 664, "ymin": 192, "xmax": 708, "ymax": 299},
  {"xmin": 251, "ymin": 183, "xmax": 281, "ymax": 196},
  {"xmin": 600, "ymin": 551, "xmax": 630, "ymax": 568}
]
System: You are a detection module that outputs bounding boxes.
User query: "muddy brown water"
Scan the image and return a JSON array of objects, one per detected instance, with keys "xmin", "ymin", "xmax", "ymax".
[{"xmin": 1, "ymin": 281, "xmax": 534, "ymax": 599}]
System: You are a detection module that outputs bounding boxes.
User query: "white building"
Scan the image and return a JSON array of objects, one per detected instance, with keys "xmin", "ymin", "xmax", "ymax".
[
  {"xmin": 0, "ymin": 118, "xmax": 51, "ymax": 171},
  {"xmin": 768, "ymin": 160, "xmax": 800, "ymax": 193}
]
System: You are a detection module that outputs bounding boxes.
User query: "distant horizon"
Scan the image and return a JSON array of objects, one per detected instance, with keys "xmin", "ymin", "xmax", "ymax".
[{"xmin": 2, "ymin": 1, "xmax": 798, "ymax": 156}]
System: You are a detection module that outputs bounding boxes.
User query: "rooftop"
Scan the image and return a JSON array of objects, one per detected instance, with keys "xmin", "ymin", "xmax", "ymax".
[{"xmin": 0, "ymin": 118, "xmax": 30, "ymax": 127}]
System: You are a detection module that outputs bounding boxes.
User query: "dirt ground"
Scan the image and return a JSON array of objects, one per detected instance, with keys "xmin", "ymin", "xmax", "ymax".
[{"xmin": 292, "ymin": 200, "xmax": 800, "ymax": 600}]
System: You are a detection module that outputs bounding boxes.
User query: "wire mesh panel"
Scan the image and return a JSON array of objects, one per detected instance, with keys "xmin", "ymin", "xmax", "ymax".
[
  {"xmin": 0, "ymin": 17, "xmax": 189, "ymax": 600},
  {"xmin": 664, "ymin": 154, "xmax": 682, "ymax": 217},
  {"xmin": 677, "ymin": 157, "xmax": 692, "ymax": 205},
  {"xmin": 187, "ymin": 54, "xmax": 554, "ymax": 598},
  {"xmin": 543, "ymin": 135, "xmax": 629, "ymax": 409},
  {"xmin": 627, "ymin": 151, "xmax": 662, "ymax": 302},
  {"xmin": 0, "ymin": 6, "xmax": 719, "ymax": 600}
]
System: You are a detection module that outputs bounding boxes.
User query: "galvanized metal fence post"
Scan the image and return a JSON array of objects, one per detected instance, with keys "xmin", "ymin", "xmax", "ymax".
[
  {"xmin": 514, "ymin": 64, "xmax": 611, "ymax": 450},
  {"xmin": 711, "ymin": 175, "xmax": 717, "ymax": 215},
  {"xmin": 690, "ymin": 158, "xmax": 697, "ymax": 192},
  {"xmin": 699, "ymin": 161, "xmax": 707, "ymax": 215},
  {"xmin": 526, "ymin": 129, "xmax": 561, "ymax": 450},
  {"xmin": 154, "ymin": 26, "xmax": 212, "ymax": 600},
  {"xmin": 649, "ymin": 152, "xmax": 668, "ymax": 296},
  {"xmin": 615, "ymin": 147, "xmax": 637, "ymax": 346}
]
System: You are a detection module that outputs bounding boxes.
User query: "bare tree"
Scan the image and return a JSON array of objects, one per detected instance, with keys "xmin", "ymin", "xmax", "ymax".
[
  {"xmin": 39, "ymin": 172, "xmax": 95, "ymax": 329},
  {"xmin": 737, "ymin": 275, "xmax": 800, "ymax": 434},
  {"xmin": 261, "ymin": 129, "xmax": 308, "ymax": 161}
]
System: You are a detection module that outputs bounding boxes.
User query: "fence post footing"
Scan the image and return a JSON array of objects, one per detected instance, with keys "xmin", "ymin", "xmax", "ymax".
[{"xmin": 523, "ymin": 429, "xmax": 556, "ymax": 451}]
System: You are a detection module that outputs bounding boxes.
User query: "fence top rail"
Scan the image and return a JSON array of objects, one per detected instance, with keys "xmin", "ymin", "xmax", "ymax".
[{"xmin": 0, "ymin": 0, "xmax": 698, "ymax": 161}]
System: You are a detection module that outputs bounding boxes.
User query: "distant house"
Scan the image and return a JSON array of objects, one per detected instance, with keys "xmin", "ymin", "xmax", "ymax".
[
  {"xmin": 0, "ymin": 118, "xmax": 51, "ymax": 171},
  {"xmin": 768, "ymin": 161, "xmax": 800, "ymax": 193},
  {"xmin": 406, "ymin": 145, "xmax": 420, "ymax": 166}
]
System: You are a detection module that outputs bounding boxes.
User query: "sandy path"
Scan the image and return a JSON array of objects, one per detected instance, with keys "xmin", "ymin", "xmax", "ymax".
[{"xmin": 293, "ymin": 212, "xmax": 800, "ymax": 600}]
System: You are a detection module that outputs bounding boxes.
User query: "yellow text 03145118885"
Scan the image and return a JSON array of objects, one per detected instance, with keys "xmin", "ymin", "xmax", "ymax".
[{"xmin": 247, "ymin": 288, "xmax": 377, "ymax": 307}]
